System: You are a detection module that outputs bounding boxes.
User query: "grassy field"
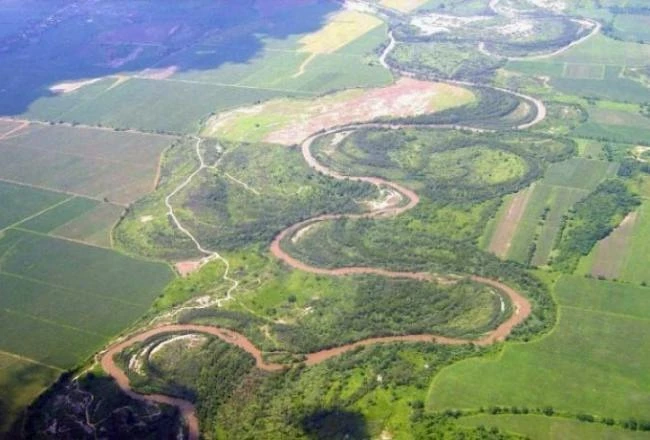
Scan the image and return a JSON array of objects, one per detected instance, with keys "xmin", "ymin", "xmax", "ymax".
[
  {"xmin": 497, "ymin": 158, "xmax": 616, "ymax": 265},
  {"xmin": 459, "ymin": 414, "xmax": 650, "ymax": 440},
  {"xmin": 569, "ymin": 102, "xmax": 650, "ymax": 145},
  {"xmin": 620, "ymin": 201, "xmax": 650, "ymax": 285},
  {"xmin": 0, "ymin": 123, "xmax": 173, "ymax": 205},
  {"xmin": 579, "ymin": 200, "xmax": 650, "ymax": 285},
  {"xmin": 428, "ymin": 275, "xmax": 650, "ymax": 420}
]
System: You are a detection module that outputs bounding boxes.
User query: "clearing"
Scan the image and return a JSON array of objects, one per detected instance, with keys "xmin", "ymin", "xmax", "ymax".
[
  {"xmin": 380, "ymin": 0, "xmax": 429, "ymax": 13},
  {"xmin": 203, "ymin": 78, "xmax": 474, "ymax": 144},
  {"xmin": 488, "ymin": 186, "xmax": 533, "ymax": 258}
]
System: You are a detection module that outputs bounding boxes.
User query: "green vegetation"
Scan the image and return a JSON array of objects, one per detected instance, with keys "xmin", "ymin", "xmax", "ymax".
[
  {"xmin": 18, "ymin": 197, "xmax": 99, "ymax": 233},
  {"xmin": 0, "ymin": 182, "xmax": 68, "ymax": 230},
  {"xmin": 619, "ymin": 201, "xmax": 650, "ymax": 284},
  {"xmin": 500, "ymin": 158, "xmax": 617, "ymax": 266},
  {"xmin": 272, "ymin": 277, "xmax": 506, "ymax": 352},
  {"xmin": 459, "ymin": 414, "xmax": 650, "ymax": 440},
  {"xmin": 8, "ymin": 1, "xmax": 650, "ymax": 438},
  {"xmin": 429, "ymin": 275, "xmax": 650, "ymax": 420},
  {"xmin": 120, "ymin": 335, "xmax": 256, "ymax": 438},
  {"xmin": 116, "ymin": 139, "xmax": 377, "ymax": 260},
  {"xmin": 313, "ymin": 128, "xmax": 573, "ymax": 204},
  {"xmin": 388, "ymin": 41, "xmax": 504, "ymax": 82},
  {"xmin": 552, "ymin": 179, "xmax": 640, "ymax": 272}
]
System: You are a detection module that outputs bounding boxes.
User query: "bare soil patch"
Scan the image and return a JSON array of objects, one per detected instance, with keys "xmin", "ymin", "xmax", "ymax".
[
  {"xmin": 488, "ymin": 187, "xmax": 533, "ymax": 258},
  {"xmin": 49, "ymin": 78, "xmax": 102, "ymax": 94},
  {"xmin": 138, "ymin": 66, "xmax": 179, "ymax": 80},
  {"xmin": 175, "ymin": 260, "xmax": 203, "ymax": 277},
  {"xmin": 266, "ymin": 78, "xmax": 472, "ymax": 145}
]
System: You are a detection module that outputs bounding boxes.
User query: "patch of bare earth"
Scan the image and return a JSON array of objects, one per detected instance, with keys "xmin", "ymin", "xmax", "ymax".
[
  {"xmin": 266, "ymin": 78, "xmax": 468, "ymax": 145},
  {"xmin": 591, "ymin": 211, "xmax": 638, "ymax": 279},
  {"xmin": 49, "ymin": 78, "xmax": 103, "ymax": 94},
  {"xmin": 175, "ymin": 260, "xmax": 203, "ymax": 277},
  {"xmin": 489, "ymin": 187, "xmax": 533, "ymax": 258},
  {"xmin": 138, "ymin": 66, "xmax": 179, "ymax": 80}
]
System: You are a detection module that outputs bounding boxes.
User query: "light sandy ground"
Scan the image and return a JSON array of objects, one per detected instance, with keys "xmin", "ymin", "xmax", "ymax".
[
  {"xmin": 206, "ymin": 78, "xmax": 474, "ymax": 145},
  {"xmin": 529, "ymin": 0, "xmax": 566, "ymax": 12},
  {"xmin": 292, "ymin": 8, "xmax": 382, "ymax": 77},
  {"xmin": 299, "ymin": 9, "xmax": 381, "ymax": 54},
  {"xmin": 488, "ymin": 187, "xmax": 532, "ymax": 258},
  {"xmin": 496, "ymin": 20, "xmax": 535, "ymax": 37},
  {"xmin": 149, "ymin": 334, "xmax": 207, "ymax": 358},
  {"xmin": 138, "ymin": 66, "xmax": 179, "ymax": 80},
  {"xmin": 411, "ymin": 14, "xmax": 490, "ymax": 36},
  {"xmin": 380, "ymin": 0, "xmax": 428, "ymax": 13},
  {"xmin": 634, "ymin": 146, "xmax": 650, "ymax": 163},
  {"xmin": 49, "ymin": 78, "xmax": 102, "ymax": 94},
  {"xmin": 139, "ymin": 215, "xmax": 154, "ymax": 223}
]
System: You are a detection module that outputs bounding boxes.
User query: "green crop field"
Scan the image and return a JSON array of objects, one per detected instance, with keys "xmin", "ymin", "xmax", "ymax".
[
  {"xmin": 0, "ymin": 352, "xmax": 61, "ymax": 434},
  {"xmin": 580, "ymin": 200, "xmax": 650, "ymax": 285},
  {"xmin": 0, "ymin": 181, "xmax": 68, "ymax": 230},
  {"xmin": 18, "ymin": 197, "xmax": 99, "ymax": 233},
  {"xmin": 51, "ymin": 203, "xmax": 124, "ymax": 248},
  {"xmin": 428, "ymin": 275, "xmax": 650, "ymax": 420},
  {"xmin": 506, "ymin": 34, "xmax": 650, "ymax": 103},
  {"xmin": 555, "ymin": 34, "xmax": 650, "ymax": 66},
  {"xmin": 0, "ymin": 124, "xmax": 173, "ymax": 205},
  {"xmin": 0, "ymin": 228, "xmax": 173, "ymax": 431},
  {"xmin": 499, "ymin": 158, "xmax": 616, "ymax": 265},
  {"xmin": 611, "ymin": 14, "xmax": 650, "ymax": 42},
  {"xmin": 57, "ymin": 79, "xmax": 296, "ymax": 134},
  {"xmin": 459, "ymin": 414, "xmax": 650, "ymax": 440},
  {"xmin": 569, "ymin": 102, "xmax": 650, "ymax": 145},
  {"xmin": 563, "ymin": 63, "xmax": 605, "ymax": 80},
  {"xmin": 620, "ymin": 201, "xmax": 650, "ymax": 285}
]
